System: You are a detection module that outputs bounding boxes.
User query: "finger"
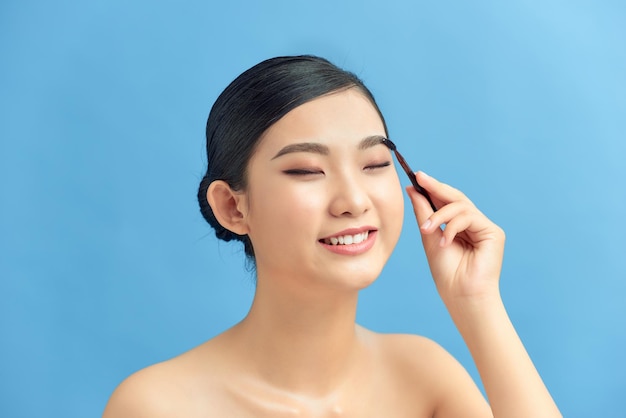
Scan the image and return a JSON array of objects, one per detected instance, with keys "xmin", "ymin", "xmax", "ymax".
[
  {"xmin": 434, "ymin": 202, "xmax": 499, "ymax": 247},
  {"xmin": 406, "ymin": 185, "xmax": 433, "ymax": 225},
  {"xmin": 416, "ymin": 171, "xmax": 467, "ymax": 205},
  {"xmin": 406, "ymin": 186, "xmax": 443, "ymax": 250},
  {"xmin": 439, "ymin": 210, "xmax": 473, "ymax": 247},
  {"xmin": 419, "ymin": 200, "xmax": 471, "ymax": 234}
]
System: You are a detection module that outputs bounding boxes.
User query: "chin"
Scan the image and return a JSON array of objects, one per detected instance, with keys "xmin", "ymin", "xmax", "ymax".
[{"xmin": 325, "ymin": 263, "xmax": 384, "ymax": 292}]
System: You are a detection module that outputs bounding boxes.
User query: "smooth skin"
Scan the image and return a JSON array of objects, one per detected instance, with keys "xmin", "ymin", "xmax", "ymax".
[{"xmin": 103, "ymin": 89, "xmax": 561, "ymax": 417}]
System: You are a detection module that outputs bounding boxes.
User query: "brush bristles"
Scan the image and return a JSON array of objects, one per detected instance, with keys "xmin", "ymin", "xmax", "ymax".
[{"xmin": 382, "ymin": 137, "xmax": 397, "ymax": 151}]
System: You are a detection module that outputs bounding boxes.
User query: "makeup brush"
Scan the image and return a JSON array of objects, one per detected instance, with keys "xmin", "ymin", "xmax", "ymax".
[{"xmin": 382, "ymin": 138, "xmax": 437, "ymax": 212}]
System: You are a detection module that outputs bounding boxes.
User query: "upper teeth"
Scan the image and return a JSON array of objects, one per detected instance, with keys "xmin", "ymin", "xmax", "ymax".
[{"xmin": 325, "ymin": 231, "xmax": 369, "ymax": 245}]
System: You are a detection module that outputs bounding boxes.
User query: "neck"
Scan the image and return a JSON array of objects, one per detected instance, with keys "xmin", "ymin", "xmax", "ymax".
[{"xmin": 232, "ymin": 273, "xmax": 364, "ymax": 397}]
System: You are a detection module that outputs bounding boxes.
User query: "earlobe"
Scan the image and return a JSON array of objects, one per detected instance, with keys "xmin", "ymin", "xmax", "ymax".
[{"xmin": 206, "ymin": 180, "xmax": 249, "ymax": 236}]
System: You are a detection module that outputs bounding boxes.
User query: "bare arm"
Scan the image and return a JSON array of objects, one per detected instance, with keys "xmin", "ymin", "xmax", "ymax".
[
  {"xmin": 450, "ymin": 294, "xmax": 559, "ymax": 418},
  {"xmin": 408, "ymin": 171, "xmax": 561, "ymax": 418}
]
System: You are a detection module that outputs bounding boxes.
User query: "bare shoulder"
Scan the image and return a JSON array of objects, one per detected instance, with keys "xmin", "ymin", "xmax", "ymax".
[
  {"xmin": 102, "ymin": 360, "xmax": 183, "ymax": 418},
  {"xmin": 375, "ymin": 332, "xmax": 464, "ymax": 373},
  {"xmin": 102, "ymin": 339, "xmax": 230, "ymax": 418},
  {"xmin": 371, "ymin": 332, "xmax": 462, "ymax": 388},
  {"xmin": 365, "ymin": 329, "xmax": 492, "ymax": 417}
]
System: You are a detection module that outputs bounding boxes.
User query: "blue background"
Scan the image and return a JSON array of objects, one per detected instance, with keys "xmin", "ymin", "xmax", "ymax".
[{"xmin": 1, "ymin": 1, "xmax": 624, "ymax": 416}]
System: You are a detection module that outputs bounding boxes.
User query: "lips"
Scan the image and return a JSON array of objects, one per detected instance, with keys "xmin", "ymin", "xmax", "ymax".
[{"xmin": 318, "ymin": 227, "xmax": 377, "ymax": 255}]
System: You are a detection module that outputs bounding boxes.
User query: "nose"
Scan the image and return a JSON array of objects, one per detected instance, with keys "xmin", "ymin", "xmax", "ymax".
[{"xmin": 328, "ymin": 171, "xmax": 372, "ymax": 218}]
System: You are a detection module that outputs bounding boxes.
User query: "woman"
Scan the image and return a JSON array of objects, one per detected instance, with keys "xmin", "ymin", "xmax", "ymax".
[{"xmin": 103, "ymin": 55, "xmax": 561, "ymax": 417}]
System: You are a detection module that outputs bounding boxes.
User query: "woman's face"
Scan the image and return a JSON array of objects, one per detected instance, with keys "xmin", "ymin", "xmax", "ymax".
[{"xmin": 242, "ymin": 88, "xmax": 404, "ymax": 292}]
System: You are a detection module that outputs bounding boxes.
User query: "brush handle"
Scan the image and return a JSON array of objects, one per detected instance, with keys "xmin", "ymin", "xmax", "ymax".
[{"xmin": 410, "ymin": 173, "xmax": 438, "ymax": 212}]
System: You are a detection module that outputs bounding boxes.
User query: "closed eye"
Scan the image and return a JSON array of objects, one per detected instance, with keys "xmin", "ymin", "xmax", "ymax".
[
  {"xmin": 365, "ymin": 161, "xmax": 392, "ymax": 171},
  {"xmin": 283, "ymin": 169, "xmax": 324, "ymax": 176}
]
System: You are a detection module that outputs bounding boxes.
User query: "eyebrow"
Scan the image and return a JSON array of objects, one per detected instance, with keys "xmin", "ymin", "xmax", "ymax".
[{"xmin": 271, "ymin": 135, "xmax": 386, "ymax": 160}]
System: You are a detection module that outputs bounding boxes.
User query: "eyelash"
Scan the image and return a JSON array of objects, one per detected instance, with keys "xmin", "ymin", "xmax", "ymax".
[
  {"xmin": 283, "ymin": 169, "xmax": 323, "ymax": 176},
  {"xmin": 283, "ymin": 161, "xmax": 391, "ymax": 176},
  {"xmin": 365, "ymin": 161, "xmax": 391, "ymax": 170}
]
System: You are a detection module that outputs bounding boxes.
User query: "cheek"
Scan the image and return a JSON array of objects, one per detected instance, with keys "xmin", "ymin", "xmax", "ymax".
[
  {"xmin": 248, "ymin": 184, "xmax": 323, "ymax": 236},
  {"xmin": 377, "ymin": 170, "xmax": 403, "ymax": 200},
  {"xmin": 246, "ymin": 187, "xmax": 325, "ymax": 267},
  {"xmin": 392, "ymin": 181, "xmax": 405, "ymax": 217},
  {"xmin": 376, "ymin": 175, "xmax": 405, "ymax": 230}
]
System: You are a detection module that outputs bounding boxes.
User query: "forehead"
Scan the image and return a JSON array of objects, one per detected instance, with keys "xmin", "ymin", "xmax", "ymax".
[{"xmin": 256, "ymin": 89, "xmax": 386, "ymax": 154}]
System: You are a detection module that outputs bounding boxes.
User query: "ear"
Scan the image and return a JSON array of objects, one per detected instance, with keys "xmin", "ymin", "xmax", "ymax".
[{"xmin": 206, "ymin": 180, "xmax": 250, "ymax": 236}]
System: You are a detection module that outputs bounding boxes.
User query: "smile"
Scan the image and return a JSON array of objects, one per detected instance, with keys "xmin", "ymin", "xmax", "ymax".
[
  {"xmin": 323, "ymin": 231, "xmax": 369, "ymax": 245},
  {"xmin": 318, "ymin": 228, "xmax": 377, "ymax": 255}
]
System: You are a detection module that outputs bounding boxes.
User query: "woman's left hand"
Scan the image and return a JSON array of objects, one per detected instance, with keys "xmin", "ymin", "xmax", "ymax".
[{"xmin": 407, "ymin": 172, "xmax": 506, "ymax": 307}]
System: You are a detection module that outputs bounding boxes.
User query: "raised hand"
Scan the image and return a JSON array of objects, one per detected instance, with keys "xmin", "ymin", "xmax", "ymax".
[{"xmin": 406, "ymin": 171, "xmax": 506, "ymax": 306}]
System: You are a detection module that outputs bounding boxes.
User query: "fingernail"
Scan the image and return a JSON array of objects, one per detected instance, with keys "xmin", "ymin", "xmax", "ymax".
[
  {"xmin": 420, "ymin": 171, "xmax": 430, "ymax": 178},
  {"xmin": 440, "ymin": 236, "xmax": 446, "ymax": 247},
  {"xmin": 421, "ymin": 219, "xmax": 431, "ymax": 230}
]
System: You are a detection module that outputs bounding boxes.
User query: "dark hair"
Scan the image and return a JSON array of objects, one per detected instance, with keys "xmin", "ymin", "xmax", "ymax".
[{"xmin": 197, "ymin": 55, "xmax": 388, "ymax": 260}]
